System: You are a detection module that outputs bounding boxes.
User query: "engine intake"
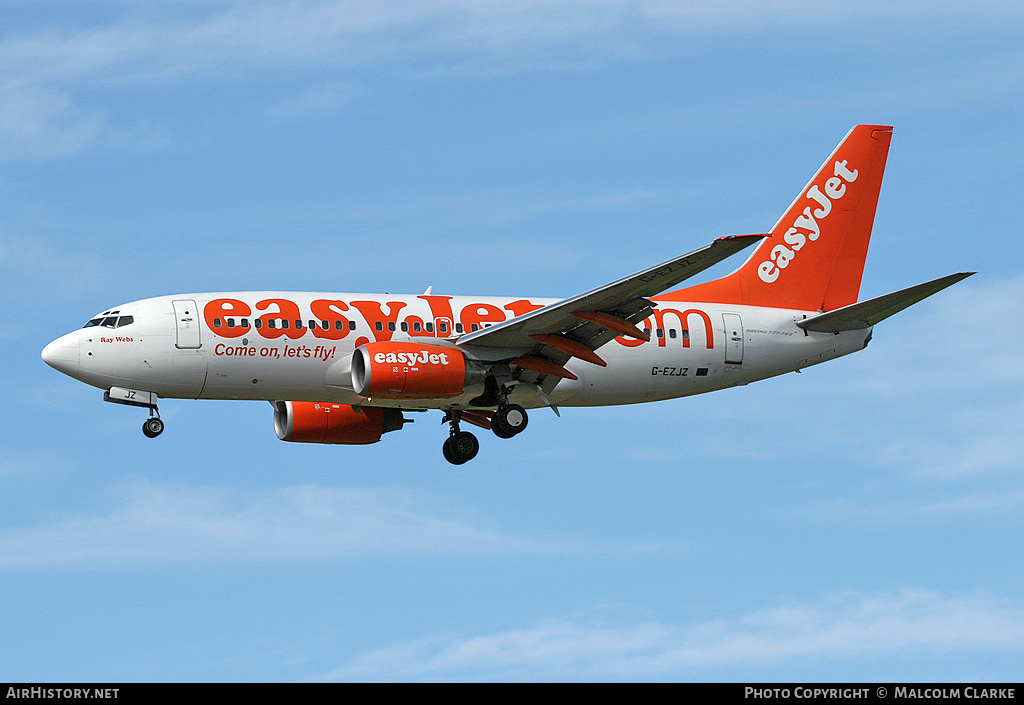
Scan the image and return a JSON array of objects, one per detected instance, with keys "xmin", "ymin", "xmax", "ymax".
[
  {"xmin": 351, "ymin": 342, "xmax": 485, "ymax": 399},
  {"xmin": 274, "ymin": 401, "xmax": 405, "ymax": 444}
]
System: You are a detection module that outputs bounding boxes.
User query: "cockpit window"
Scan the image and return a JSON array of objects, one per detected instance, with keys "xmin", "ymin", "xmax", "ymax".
[{"xmin": 83, "ymin": 315, "xmax": 134, "ymax": 329}]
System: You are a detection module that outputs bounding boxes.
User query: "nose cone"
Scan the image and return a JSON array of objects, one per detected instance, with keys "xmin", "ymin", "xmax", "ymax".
[{"xmin": 42, "ymin": 331, "xmax": 80, "ymax": 378}]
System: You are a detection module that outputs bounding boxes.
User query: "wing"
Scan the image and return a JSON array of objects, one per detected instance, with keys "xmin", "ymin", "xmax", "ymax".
[{"xmin": 456, "ymin": 234, "xmax": 765, "ymax": 383}]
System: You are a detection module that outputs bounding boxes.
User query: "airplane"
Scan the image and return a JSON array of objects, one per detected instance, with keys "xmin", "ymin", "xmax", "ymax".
[{"xmin": 41, "ymin": 125, "xmax": 973, "ymax": 464}]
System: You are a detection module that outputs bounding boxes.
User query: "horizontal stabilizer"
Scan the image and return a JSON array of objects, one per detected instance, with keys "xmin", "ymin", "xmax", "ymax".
[{"xmin": 796, "ymin": 272, "xmax": 975, "ymax": 333}]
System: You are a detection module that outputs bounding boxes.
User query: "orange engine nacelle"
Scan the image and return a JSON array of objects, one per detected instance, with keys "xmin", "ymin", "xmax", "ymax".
[
  {"xmin": 351, "ymin": 342, "xmax": 485, "ymax": 399},
  {"xmin": 274, "ymin": 401, "xmax": 405, "ymax": 444}
]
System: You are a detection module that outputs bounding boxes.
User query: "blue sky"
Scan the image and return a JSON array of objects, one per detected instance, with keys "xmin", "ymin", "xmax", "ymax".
[{"xmin": 2, "ymin": 0, "xmax": 1023, "ymax": 682}]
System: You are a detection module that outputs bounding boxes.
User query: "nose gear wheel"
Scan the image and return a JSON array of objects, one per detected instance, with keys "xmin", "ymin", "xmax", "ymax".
[{"xmin": 142, "ymin": 416, "xmax": 164, "ymax": 438}]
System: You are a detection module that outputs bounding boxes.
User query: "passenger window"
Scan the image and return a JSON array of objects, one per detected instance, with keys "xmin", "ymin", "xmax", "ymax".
[
  {"xmin": 241, "ymin": 319, "xmax": 249, "ymax": 328},
  {"xmin": 656, "ymin": 328, "xmax": 664, "ymax": 339},
  {"xmin": 213, "ymin": 318, "xmax": 222, "ymax": 328},
  {"xmin": 456, "ymin": 323, "xmax": 464, "ymax": 333},
  {"xmin": 681, "ymin": 329, "xmax": 690, "ymax": 340},
  {"xmin": 321, "ymin": 320, "xmax": 329, "ymax": 329},
  {"xmin": 268, "ymin": 320, "xmax": 276, "ymax": 329},
  {"xmin": 255, "ymin": 319, "xmax": 263, "ymax": 329},
  {"xmin": 439, "ymin": 322, "xmax": 448, "ymax": 334},
  {"xmin": 281, "ymin": 319, "xmax": 290, "ymax": 329},
  {"xmin": 413, "ymin": 322, "xmax": 421, "ymax": 332},
  {"xmin": 388, "ymin": 322, "xmax": 395, "ymax": 332},
  {"xmin": 401, "ymin": 322, "xmax": 409, "ymax": 332},
  {"xmin": 426, "ymin": 322, "xmax": 434, "ymax": 333},
  {"xmin": 295, "ymin": 319, "xmax": 303, "ymax": 329},
  {"xmin": 227, "ymin": 318, "xmax": 235, "ymax": 328},
  {"xmin": 471, "ymin": 324, "xmax": 479, "ymax": 332},
  {"xmin": 644, "ymin": 328, "xmax": 651, "ymax": 337},
  {"xmin": 334, "ymin": 320, "xmax": 344, "ymax": 330},
  {"xmin": 349, "ymin": 321, "xmax": 356, "ymax": 331},
  {"xmin": 375, "ymin": 322, "xmax": 383, "ymax": 331},
  {"xmin": 669, "ymin": 329, "xmax": 677, "ymax": 339}
]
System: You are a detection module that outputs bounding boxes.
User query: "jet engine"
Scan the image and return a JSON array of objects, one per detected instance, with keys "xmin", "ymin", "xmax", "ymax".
[
  {"xmin": 273, "ymin": 401, "xmax": 406, "ymax": 444},
  {"xmin": 351, "ymin": 342, "xmax": 486, "ymax": 399}
]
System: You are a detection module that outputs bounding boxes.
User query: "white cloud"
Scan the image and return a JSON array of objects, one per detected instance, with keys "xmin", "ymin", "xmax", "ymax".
[
  {"xmin": 263, "ymin": 82, "xmax": 360, "ymax": 122},
  {"xmin": 0, "ymin": 479, "xmax": 658, "ymax": 568},
  {"xmin": 913, "ymin": 487, "xmax": 1024, "ymax": 517},
  {"xmin": 0, "ymin": 82, "xmax": 102, "ymax": 161},
  {"xmin": 2, "ymin": 0, "xmax": 1021, "ymax": 160},
  {"xmin": 324, "ymin": 589, "xmax": 1024, "ymax": 680},
  {"xmin": 3, "ymin": 1, "xmax": 1006, "ymax": 81},
  {"xmin": 800, "ymin": 482, "xmax": 1024, "ymax": 524}
]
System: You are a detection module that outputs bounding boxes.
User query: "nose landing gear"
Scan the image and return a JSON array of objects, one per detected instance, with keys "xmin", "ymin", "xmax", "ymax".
[
  {"xmin": 142, "ymin": 414, "xmax": 164, "ymax": 438},
  {"xmin": 103, "ymin": 386, "xmax": 164, "ymax": 439}
]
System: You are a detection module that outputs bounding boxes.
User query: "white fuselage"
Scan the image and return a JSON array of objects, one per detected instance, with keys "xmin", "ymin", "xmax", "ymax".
[{"xmin": 42, "ymin": 291, "xmax": 871, "ymax": 410}]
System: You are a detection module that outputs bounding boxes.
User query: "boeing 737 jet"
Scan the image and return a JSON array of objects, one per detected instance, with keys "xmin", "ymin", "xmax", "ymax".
[{"xmin": 42, "ymin": 125, "xmax": 972, "ymax": 464}]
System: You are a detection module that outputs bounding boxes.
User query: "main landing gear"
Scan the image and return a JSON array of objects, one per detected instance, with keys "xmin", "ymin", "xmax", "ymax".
[
  {"xmin": 492, "ymin": 403, "xmax": 528, "ymax": 439},
  {"xmin": 442, "ymin": 411, "xmax": 479, "ymax": 465},
  {"xmin": 441, "ymin": 400, "xmax": 530, "ymax": 465},
  {"xmin": 489, "ymin": 381, "xmax": 529, "ymax": 440}
]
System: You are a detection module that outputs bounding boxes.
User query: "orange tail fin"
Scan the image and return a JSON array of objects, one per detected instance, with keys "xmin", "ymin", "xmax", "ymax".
[{"xmin": 660, "ymin": 125, "xmax": 893, "ymax": 311}]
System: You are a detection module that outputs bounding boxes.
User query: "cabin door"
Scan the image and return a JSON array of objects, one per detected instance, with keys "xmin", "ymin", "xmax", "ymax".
[{"xmin": 723, "ymin": 313, "xmax": 744, "ymax": 365}]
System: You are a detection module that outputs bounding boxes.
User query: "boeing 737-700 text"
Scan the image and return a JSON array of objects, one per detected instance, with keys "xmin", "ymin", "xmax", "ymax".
[{"xmin": 42, "ymin": 125, "xmax": 973, "ymax": 464}]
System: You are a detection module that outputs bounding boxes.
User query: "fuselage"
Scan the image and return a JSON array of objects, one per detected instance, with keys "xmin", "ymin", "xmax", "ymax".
[
  {"xmin": 38, "ymin": 125, "xmax": 966, "ymax": 466},
  {"xmin": 41, "ymin": 291, "xmax": 871, "ymax": 410}
]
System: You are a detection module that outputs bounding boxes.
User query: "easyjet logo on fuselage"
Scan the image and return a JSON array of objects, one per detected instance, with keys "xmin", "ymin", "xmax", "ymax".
[
  {"xmin": 202, "ymin": 296, "xmax": 717, "ymax": 350},
  {"xmin": 202, "ymin": 295, "xmax": 542, "ymax": 347},
  {"xmin": 757, "ymin": 159, "xmax": 859, "ymax": 284}
]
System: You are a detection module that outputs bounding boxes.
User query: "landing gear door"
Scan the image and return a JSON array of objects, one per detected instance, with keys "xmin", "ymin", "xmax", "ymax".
[
  {"xmin": 723, "ymin": 313, "xmax": 743, "ymax": 365},
  {"xmin": 173, "ymin": 299, "xmax": 202, "ymax": 349}
]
